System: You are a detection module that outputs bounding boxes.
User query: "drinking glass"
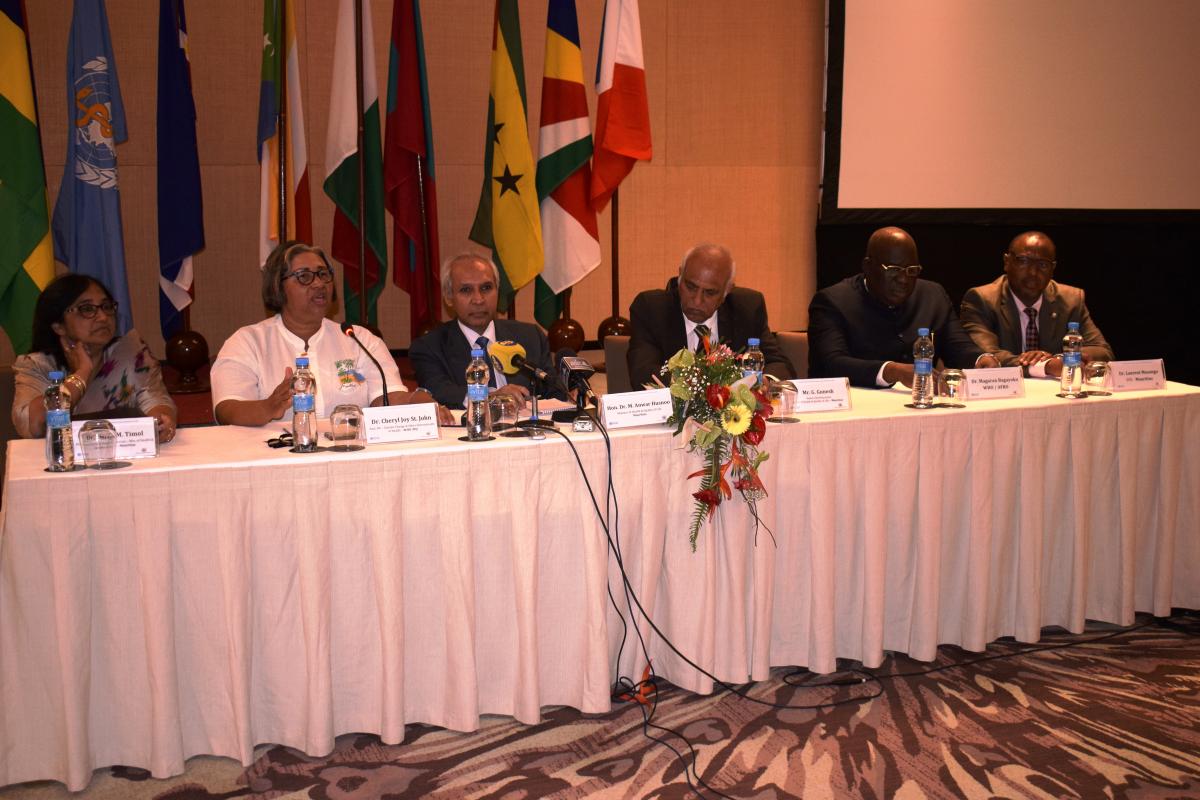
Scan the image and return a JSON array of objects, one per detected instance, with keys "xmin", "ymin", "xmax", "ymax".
[
  {"xmin": 329, "ymin": 404, "xmax": 365, "ymax": 451},
  {"xmin": 489, "ymin": 395, "xmax": 520, "ymax": 430},
  {"xmin": 766, "ymin": 380, "xmax": 799, "ymax": 423},
  {"xmin": 938, "ymin": 369, "xmax": 966, "ymax": 408},
  {"xmin": 79, "ymin": 419, "xmax": 118, "ymax": 468},
  {"xmin": 1084, "ymin": 361, "xmax": 1111, "ymax": 396}
]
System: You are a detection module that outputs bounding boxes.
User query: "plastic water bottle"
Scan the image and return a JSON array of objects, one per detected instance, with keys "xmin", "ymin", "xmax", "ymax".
[
  {"xmin": 1059, "ymin": 321, "xmax": 1084, "ymax": 398},
  {"xmin": 911, "ymin": 327, "xmax": 935, "ymax": 408},
  {"xmin": 742, "ymin": 338, "xmax": 765, "ymax": 386},
  {"xmin": 291, "ymin": 356, "xmax": 317, "ymax": 451},
  {"xmin": 44, "ymin": 370, "xmax": 74, "ymax": 471},
  {"xmin": 464, "ymin": 347, "xmax": 492, "ymax": 441}
]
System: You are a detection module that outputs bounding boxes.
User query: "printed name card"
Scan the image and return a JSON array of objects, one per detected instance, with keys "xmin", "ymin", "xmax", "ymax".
[
  {"xmin": 1109, "ymin": 359, "xmax": 1166, "ymax": 392},
  {"xmin": 363, "ymin": 403, "xmax": 440, "ymax": 444},
  {"xmin": 70, "ymin": 417, "xmax": 158, "ymax": 460},
  {"xmin": 600, "ymin": 388, "xmax": 673, "ymax": 430},
  {"xmin": 963, "ymin": 367, "xmax": 1025, "ymax": 399},
  {"xmin": 788, "ymin": 378, "xmax": 851, "ymax": 412}
]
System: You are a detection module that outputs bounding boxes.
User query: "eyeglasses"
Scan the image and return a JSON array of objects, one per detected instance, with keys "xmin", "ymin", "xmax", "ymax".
[
  {"xmin": 283, "ymin": 268, "xmax": 335, "ymax": 286},
  {"xmin": 879, "ymin": 264, "xmax": 922, "ymax": 278},
  {"xmin": 67, "ymin": 300, "xmax": 119, "ymax": 319},
  {"xmin": 1007, "ymin": 254, "xmax": 1055, "ymax": 274}
]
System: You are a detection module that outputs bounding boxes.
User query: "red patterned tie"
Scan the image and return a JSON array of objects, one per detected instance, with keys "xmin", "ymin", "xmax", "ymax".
[{"xmin": 1023, "ymin": 307, "xmax": 1039, "ymax": 352}]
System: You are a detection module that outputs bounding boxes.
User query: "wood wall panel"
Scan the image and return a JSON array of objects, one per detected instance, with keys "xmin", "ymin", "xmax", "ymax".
[{"xmin": 3, "ymin": 0, "xmax": 823, "ymax": 368}]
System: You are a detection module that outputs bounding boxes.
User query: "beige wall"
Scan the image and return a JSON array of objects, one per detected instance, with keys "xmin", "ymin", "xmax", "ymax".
[{"xmin": 6, "ymin": 0, "xmax": 823, "ymax": 365}]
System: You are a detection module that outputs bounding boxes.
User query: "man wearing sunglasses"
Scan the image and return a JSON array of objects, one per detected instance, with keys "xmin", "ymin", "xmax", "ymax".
[
  {"xmin": 960, "ymin": 231, "xmax": 1113, "ymax": 378},
  {"xmin": 808, "ymin": 227, "xmax": 997, "ymax": 388}
]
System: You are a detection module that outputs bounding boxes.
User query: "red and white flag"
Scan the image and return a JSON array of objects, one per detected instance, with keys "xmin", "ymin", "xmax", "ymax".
[{"xmin": 590, "ymin": 0, "xmax": 651, "ymax": 212}]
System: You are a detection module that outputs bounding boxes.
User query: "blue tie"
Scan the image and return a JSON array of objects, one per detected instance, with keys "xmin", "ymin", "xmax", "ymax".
[{"xmin": 475, "ymin": 336, "xmax": 496, "ymax": 387}]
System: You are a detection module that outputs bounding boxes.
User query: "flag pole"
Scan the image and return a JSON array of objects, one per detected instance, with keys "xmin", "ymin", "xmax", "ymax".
[
  {"xmin": 597, "ymin": 188, "xmax": 631, "ymax": 339},
  {"xmin": 415, "ymin": 153, "xmax": 438, "ymax": 334},
  {"xmin": 353, "ymin": 0, "xmax": 368, "ymax": 325},
  {"xmin": 276, "ymin": 0, "xmax": 288, "ymax": 244}
]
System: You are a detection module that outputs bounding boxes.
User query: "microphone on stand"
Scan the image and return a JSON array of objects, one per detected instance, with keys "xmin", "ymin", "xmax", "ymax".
[
  {"xmin": 552, "ymin": 348, "xmax": 598, "ymax": 423},
  {"xmin": 487, "ymin": 340, "xmax": 554, "ymax": 384},
  {"xmin": 340, "ymin": 321, "xmax": 390, "ymax": 406}
]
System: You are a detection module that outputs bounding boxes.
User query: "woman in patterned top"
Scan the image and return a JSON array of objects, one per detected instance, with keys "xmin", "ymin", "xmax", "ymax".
[{"xmin": 11, "ymin": 274, "xmax": 177, "ymax": 442}]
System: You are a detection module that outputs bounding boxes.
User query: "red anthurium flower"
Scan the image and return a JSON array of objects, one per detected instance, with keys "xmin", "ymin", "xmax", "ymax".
[
  {"xmin": 742, "ymin": 414, "xmax": 767, "ymax": 445},
  {"xmin": 752, "ymin": 389, "xmax": 773, "ymax": 418},
  {"xmin": 693, "ymin": 487, "xmax": 722, "ymax": 513},
  {"xmin": 705, "ymin": 384, "xmax": 730, "ymax": 410}
]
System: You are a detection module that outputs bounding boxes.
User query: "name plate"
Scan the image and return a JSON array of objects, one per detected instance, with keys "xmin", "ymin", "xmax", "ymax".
[
  {"xmin": 363, "ymin": 403, "xmax": 440, "ymax": 444},
  {"xmin": 600, "ymin": 388, "xmax": 673, "ymax": 430},
  {"xmin": 788, "ymin": 377, "xmax": 851, "ymax": 412},
  {"xmin": 963, "ymin": 367, "xmax": 1025, "ymax": 399},
  {"xmin": 70, "ymin": 417, "xmax": 158, "ymax": 460},
  {"xmin": 1109, "ymin": 359, "xmax": 1166, "ymax": 392}
]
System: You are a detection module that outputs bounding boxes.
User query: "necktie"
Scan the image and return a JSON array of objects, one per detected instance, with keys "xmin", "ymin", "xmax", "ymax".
[
  {"xmin": 694, "ymin": 324, "xmax": 710, "ymax": 356},
  {"xmin": 476, "ymin": 336, "xmax": 497, "ymax": 387},
  {"xmin": 1023, "ymin": 308, "xmax": 1039, "ymax": 353}
]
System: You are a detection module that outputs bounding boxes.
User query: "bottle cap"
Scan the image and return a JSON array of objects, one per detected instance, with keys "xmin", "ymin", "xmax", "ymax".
[
  {"xmin": 49, "ymin": 370, "xmax": 64, "ymax": 381},
  {"xmin": 747, "ymin": 338, "xmax": 761, "ymax": 347},
  {"xmin": 295, "ymin": 356, "xmax": 310, "ymax": 367},
  {"xmin": 470, "ymin": 348, "xmax": 485, "ymax": 358},
  {"xmin": 918, "ymin": 327, "xmax": 930, "ymax": 336},
  {"xmin": 1067, "ymin": 321, "xmax": 1080, "ymax": 331}
]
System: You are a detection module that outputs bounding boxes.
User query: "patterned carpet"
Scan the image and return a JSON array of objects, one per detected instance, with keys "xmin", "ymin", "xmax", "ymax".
[{"xmin": 3, "ymin": 614, "xmax": 1199, "ymax": 799}]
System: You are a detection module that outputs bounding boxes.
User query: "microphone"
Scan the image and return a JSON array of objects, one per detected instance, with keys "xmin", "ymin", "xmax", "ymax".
[
  {"xmin": 487, "ymin": 340, "xmax": 551, "ymax": 383},
  {"xmin": 340, "ymin": 321, "xmax": 390, "ymax": 406},
  {"xmin": 551, "ymin": 349, "xmax": 598, "ymax": 423}
]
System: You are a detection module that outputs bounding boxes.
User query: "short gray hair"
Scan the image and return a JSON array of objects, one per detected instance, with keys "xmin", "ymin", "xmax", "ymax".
[
  {"xmin": 441, "ymin": 253, "xmax": 501, "ymax": 300},
  {"xmin": 678, "ymin": 243, "xmax": 736, "ymax": 291}
]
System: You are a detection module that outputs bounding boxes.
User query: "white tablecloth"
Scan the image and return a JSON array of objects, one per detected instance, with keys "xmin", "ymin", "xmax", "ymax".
[{"xmin": 2, "ymin": 381, "xmax": 1198, "ymax": 790}]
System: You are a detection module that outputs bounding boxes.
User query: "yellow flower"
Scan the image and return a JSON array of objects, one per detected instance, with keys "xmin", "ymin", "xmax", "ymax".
[{"xmin": 721, "ymin": 403, "xmax": 751, "ymax": 436}]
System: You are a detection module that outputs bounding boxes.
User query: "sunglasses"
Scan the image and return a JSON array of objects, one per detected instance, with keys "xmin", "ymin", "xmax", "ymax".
[{"xmin": 67, "ymin": 300, "xmax": 119, "ymax": 319}]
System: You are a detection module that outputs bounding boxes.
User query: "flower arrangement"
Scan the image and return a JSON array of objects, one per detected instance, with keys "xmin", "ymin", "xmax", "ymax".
[{"xmin": 662, "ymin": 341, "xmax": 772, "ymax": 550}]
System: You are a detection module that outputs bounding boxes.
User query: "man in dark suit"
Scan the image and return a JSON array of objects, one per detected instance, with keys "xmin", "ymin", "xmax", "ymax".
[
  {"xmin": 808, "ymin": 227, "xmax": 998, "ymax": 388},
  {"xmin": 410, "ymin": 254, "xmax": 559, "ymax": 409},
  {"xmin": 626, "ymin": 243, "xmax": 794, "ymax": 389},
  {"xmin": 961, "ymin": 231, "xmax": 1113, "ymax": 378}
]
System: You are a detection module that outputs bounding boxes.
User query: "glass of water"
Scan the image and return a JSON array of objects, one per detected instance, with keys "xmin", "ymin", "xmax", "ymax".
[
  {"xmin": 79, "ymin": 419, "xmax": 118, "ymax": 468},
  {"xmin": 329, "ymin": 404, "xmax": 365, "ymax": 451},
  {"xmin": 488, "ymin": 394, "xmax": 520, "ymax": 430},
  {"xmin": 1084, "ymin": 361, "xmax": 1111, "ymax": 396},
  {"xmin": 938, "ymin": 369, "xmax": 966, "ymax": 407}
]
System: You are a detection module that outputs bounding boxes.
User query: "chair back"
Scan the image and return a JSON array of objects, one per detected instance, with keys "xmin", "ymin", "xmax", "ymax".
[
  {"xmin": 603, "ymin": 335, "xmax": 632, "ymax": 394},
  {"xmin": 776, "ymin": 331, "xmax": 809, "ymax": 380}
]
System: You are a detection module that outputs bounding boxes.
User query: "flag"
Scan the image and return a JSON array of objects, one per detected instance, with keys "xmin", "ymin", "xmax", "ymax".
[
  {"xmin": 533, "ymin": 0, "xmax": 600, "ymax": 329},
  {"xmin": 325, "ymin": 0, "xmax": 387, "ymax": 326},
  {"xmin": 0, "ymin": 0, "xmax": 54, "ymax": 354},
  {"xmin": 157, "ymin": 0, "xmax": 204, "ymax": 340},
  {"xmin": 385, "ymin": 0, "xmax": 440, "ymax": 338},
  {"xmin": 469, "ymin": 0, "xmax": 543, "ymax": 305},
  {"xmin": 590, "ymin": 0, "xmax": 651, "ymax": 212},
  {"xmin": 257, "ymin": 0, "xmax": 311, "ymax": 267},
  {"xmin": 51, "ymin": 0, "xmax": 133, "ymax": 335}
]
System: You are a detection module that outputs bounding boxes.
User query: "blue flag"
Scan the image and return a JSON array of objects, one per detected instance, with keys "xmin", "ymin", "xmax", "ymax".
[
  {"xmin": 51, "ymin": 0, "xmax": 133, "ymax": 335},
  {"xmin": 157, "ymin": 0, "xmax": 204, "ymax": 339}
]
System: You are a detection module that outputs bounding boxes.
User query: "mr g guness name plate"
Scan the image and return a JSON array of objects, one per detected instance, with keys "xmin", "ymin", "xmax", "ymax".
[
  {"xmin": 963, "ymin": 367, "xmax": 1025, "ymax": 399},
  {"xmin": 70, "ymin": 417, "xmax": 158, "ymax": 460},
  {"xmin": 788, "ymin": 377, "xmax": 851, "ymax": 412},
  {"xmin": 600, "ymin": 389, "xmax": 673, "ymax": 430},
  {"xmin": 363, "ymin": 403, "xmax": 440, "ymax": 444}
]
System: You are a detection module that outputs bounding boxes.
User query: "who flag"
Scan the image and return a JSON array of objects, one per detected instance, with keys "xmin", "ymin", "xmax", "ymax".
[
  {"xmin": 51, "ymin": 0, "xmax": 134, "ymax": 335},
  {"xmin": 0, "ymin": 0, "xmax": 55, "ymax": 354},
  {"xmin": 469, "ymin": 0, "xmax": 543, "ymax": 305}
]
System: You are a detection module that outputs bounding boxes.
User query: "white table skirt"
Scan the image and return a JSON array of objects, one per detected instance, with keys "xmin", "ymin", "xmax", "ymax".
[{"xmin": 2, "ymin": 380, "xmax": 1198, "ymax": 790}]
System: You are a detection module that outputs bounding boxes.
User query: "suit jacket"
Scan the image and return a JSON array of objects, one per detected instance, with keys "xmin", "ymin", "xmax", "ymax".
[
  {"xmin": 808, "ymin": 275, "xmax": 984, "ymax": 388},
  {"xmin": 960, "ymin": 276, "xmax": 1113, "ymax": 369},
  {"xmin": 409, "ymin": 319, "xmax": 560, "ymax": 409},
  {"xmin": 626, "ymin": 278, "xmax": 794, "ymax": 389}
]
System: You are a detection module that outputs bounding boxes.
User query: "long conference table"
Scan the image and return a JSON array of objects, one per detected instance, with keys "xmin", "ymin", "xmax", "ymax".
[{"xmin": 2, "ymin": 379, "xmax": 1198, "ymax": 790}]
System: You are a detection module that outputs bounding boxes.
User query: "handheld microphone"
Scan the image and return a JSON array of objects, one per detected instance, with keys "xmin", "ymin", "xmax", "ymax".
[
  {"xmin": 340, "ymin": 321, "xmax": 390, "ymax": 406},
  {"xmin": 487, "ymin": 340, "xmax": 551, "ymax": 383}
]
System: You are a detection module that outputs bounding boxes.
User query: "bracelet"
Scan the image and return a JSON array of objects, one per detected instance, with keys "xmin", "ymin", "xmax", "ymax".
[{"xmin": 64, "ymin": 374, "xmax": 88, "ymax": 400}]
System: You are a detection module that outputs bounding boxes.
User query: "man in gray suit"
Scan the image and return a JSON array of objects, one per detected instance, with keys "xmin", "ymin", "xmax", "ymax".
[{"xmin": 961, "ymin": 231, "xmax": 1113, "ymax": 378}]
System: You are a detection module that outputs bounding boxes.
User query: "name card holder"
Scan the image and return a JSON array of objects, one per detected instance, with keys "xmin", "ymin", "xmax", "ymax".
[
  {"xmin": 788, "ymin": 377, "xmax": 852, "ymax": 412},
  {"xmin": 70, "ymin": 417, "xmax": 158, "ymax": 460},
  {"xmin": 363, "ymin": 403, "xmax": 440, "ymax": 444},
  {"xmin": 1109, "ymin": 359, "xmax": 1166, "ymax": 392},
  {"xmin": 600, "ymin": 388, "xmax": 673, "ymax": 430},
  {"xmin": 963, "ymin": 367, "xmax": 1025, "ymax": 399}
]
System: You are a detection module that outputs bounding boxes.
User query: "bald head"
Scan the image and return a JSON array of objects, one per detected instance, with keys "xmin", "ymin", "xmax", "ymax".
[
  {"xmin": 1004, "ymin": 231, "xmax": 1057, "ymax": 306},
  {"xmin": 863, "ymin": 226, "xmax": 920, "ymax": 307},
  {"xmin": 677, "ymin": 243, "xmax": 735, "ymax": 324}
]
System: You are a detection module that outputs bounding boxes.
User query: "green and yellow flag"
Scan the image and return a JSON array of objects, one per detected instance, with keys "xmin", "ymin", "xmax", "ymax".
[
  {"xmin": 0, "ymin": 0, "xmax": 55, "ymax": 353},
  {"xmin": 469, "ymin": 0, "xmax": 543, "ymax": 307}
]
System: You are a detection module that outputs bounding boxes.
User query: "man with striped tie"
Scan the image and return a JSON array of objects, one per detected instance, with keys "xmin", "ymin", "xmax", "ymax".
[{"xmin": 961, "ymin": 231, "xmax": 1113, "ymax": 378}]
